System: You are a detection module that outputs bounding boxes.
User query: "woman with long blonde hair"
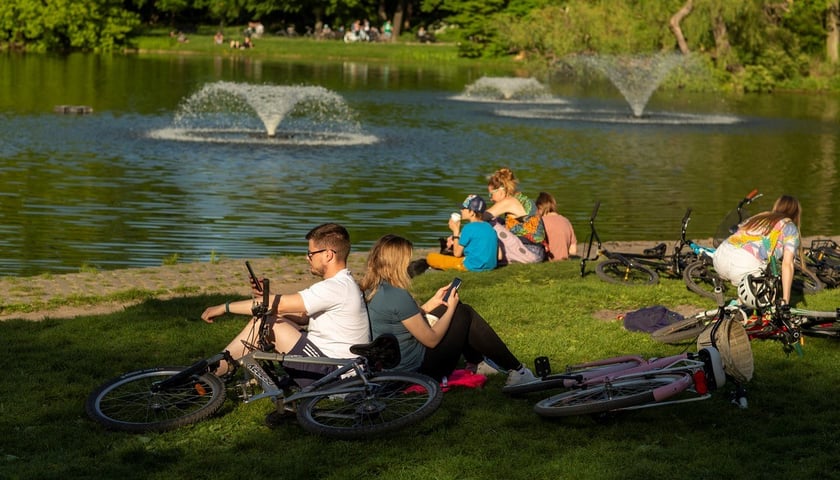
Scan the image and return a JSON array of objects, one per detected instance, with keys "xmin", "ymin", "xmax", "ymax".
[
  {"xmin": 485, "ymin": 167, "xmax": 545, "ymax": 263},
  {"xmin": 360, "ymin": 234, "xmax": 535, "ymax": 386},
  {"xmin": 713, "ymin": 195, "xmax": 802, "ymax": 305}
]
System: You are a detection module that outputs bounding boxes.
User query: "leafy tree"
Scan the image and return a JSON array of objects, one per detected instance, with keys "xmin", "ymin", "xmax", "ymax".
[
  {"xmin": 423, "ymin": 0, "xmax": 508, "ymax": 57},
  {"xmin": 0, "ymin": 0, "xmax": 139, "ymax": 52}
]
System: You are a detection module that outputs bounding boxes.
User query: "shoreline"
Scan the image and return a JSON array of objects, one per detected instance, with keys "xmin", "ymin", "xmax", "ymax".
[{"xmin": 4, "ymin": 235, "xmax": 837, "ymax": 322}]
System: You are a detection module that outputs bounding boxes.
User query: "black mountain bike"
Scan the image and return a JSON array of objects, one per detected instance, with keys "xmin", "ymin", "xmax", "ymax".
[
  {"xmin": 580, "ymin": 202, "xmax": 698, "ymax": 286},
  {"xmin": 86, "ymin": 271, "xmax": 442, "ymax": 439},
  {"xmin": 804, "ymin": 239, "xmax": 840, "ymax": 288}
]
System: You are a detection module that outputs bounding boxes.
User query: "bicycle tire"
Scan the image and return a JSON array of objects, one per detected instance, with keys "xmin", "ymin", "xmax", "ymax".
[
  {"xmin": 800, "ymin": 323, "xmax": 840, "ymax": 337},
  {"xmin": 86, "ymin": 366, "xmax": 226, "ymax": 433},
  {"xmin": 295, "ymin": 371, "xmax": 442, "ymax": 439},
  {"xmin": 502, "ymin": 360, "xmax": 642, "ymax": 396},
  {"xmin": 595, "ymin": 259, "xmax": 658, "ymax": 286},
  {"xmin": 534, "ymin": 374, "xmax": 690, "ymax": 418},
  {"xmin": 683, "ymin": 260, "xmax": 728, "ymax": 300}
]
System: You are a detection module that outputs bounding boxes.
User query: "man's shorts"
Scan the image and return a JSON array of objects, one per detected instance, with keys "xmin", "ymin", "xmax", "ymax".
[{"xmin": 283, "ymin": 332, "xmax": 337, "ymax": 388}]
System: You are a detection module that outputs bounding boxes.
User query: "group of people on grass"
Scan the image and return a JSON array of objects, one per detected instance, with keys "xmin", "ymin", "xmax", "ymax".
[
  {"xmin": 425, "ymin": 167, "xmax": 578, "ymax": 274},
  {"xmin": 199, "ymin": 172, "xmax": 804, "ymax": 406},
  {"xmin": 201, "ymin": 222, "xmax": 537, "ymax": 398}
]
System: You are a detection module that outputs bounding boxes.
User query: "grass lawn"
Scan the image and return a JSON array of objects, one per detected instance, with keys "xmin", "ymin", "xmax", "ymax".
[
  {"xmin": 129, "ymin": 30, "xmax": 517, "ymax": 70},
  {"xmin": 2, "ymin": 260, "xmax": 840, "ymax": 479}
]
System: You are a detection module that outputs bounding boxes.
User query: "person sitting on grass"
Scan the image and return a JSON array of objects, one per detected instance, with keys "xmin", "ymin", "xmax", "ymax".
[
  {"xmin": 536, "ymin": 191, "xmax": 577, "ymax": 261},
  {"xmin": 426, "ymin": 194, "xmax": 498, "ymax": 272},
  {"xmin": 200, "ymin": 223, "xmax": 369, "ymax": 387},
  {"xmin": 361, "ymin": 234, "xmax": 536, "ymax": 387}
]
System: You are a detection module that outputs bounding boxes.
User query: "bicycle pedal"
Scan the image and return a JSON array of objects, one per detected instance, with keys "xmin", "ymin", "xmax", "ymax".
[{"xmin": 534, "ymin": 356, "xmax": 551, "ymax": 377}]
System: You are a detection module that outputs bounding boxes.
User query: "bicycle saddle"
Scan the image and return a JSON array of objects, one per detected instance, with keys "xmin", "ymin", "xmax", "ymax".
[
  {"xmin": 349, "ymin": 334, "xmax": 401, "ymax": 371},
  {"xmin": 644, "ymin": 243, "xmax": 667, "ymax": 257}
]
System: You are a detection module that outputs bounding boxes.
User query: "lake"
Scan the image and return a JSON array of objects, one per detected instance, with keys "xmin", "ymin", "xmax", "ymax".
[{"xmin": 1, "ymin": 52, "xmax": 838, "ymax": 276}]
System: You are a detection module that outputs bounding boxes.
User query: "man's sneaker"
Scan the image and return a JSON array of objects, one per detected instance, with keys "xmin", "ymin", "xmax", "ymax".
[{"xmin": 505, "ymin": 367, "xmax": 537, "ymax": 387}]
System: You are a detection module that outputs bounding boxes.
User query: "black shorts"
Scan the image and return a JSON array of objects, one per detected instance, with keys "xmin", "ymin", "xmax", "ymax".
[{"xmin": 283, "ymin": 333, "xmax": 337, "ymax": 388}]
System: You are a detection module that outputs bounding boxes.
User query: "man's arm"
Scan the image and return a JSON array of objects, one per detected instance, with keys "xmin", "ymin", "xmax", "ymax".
[{"xmin": 202, "ymin": 292, "xmax": 307, "ymax": 323}]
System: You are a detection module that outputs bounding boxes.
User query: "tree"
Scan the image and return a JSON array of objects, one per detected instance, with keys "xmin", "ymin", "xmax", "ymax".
[
  {"xmin": 0, "ymin": 0, "xmax": 139, "ymax": 52},
  {"xmin": 828, "ymin": 0, "xmax": 839, "ymax": 63},
  {"xmin": 670, "ymin": 0, "xmax": 694, "ymax": 54}
]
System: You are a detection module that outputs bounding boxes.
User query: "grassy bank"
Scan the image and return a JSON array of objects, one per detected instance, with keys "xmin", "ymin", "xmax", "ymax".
[
  {"xmin": 3, "ymin": 260, "xmax": 840, "ymax": 479},
  {"xmin": 131, "ymin": 30, "xmax": 514, "ymax": 69}
]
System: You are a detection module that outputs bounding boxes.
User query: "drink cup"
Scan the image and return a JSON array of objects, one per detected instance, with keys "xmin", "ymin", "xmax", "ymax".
[{"xmin": 450, "ymin": 212, "xmax": 462, "ymax": 223}]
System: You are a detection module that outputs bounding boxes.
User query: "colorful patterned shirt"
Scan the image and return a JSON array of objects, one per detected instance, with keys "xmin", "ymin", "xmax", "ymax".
[{"xmin": 724, "ymin": 218, "xmax": 799, "ymax": 266}]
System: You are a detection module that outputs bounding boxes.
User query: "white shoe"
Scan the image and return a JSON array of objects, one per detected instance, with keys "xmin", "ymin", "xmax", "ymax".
[
  {"xmin": 475, "ymin": 360, "xmax": 502, "ymax": 376},
  {"xmin": 505, "ymin": 367, "xmax": 537, "ymax": 387}
]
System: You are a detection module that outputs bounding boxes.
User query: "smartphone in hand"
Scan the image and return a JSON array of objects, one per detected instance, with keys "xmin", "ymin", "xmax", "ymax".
[
  {"xmin": 442, "ymin": 277, "xmax": 462, "ymax": 302},
  {"xmin": 246, "ymin": 261, "xmax": 262, "ymax": 293}
]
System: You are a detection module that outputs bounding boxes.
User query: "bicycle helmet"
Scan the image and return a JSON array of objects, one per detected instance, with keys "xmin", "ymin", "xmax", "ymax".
[{"xmin": 737, "ymin": 273, "xmax": 775, "ymax": 310}]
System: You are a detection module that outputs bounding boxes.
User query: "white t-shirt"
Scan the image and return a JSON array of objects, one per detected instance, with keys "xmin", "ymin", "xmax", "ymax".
[{"xmin": 299, "ymin": 269, "xmax": 370, "ymax": 358}]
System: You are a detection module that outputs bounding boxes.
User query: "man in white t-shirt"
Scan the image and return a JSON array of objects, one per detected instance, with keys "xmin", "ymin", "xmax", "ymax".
[{"xmin": 201, "ymin": 223, "xmax": 370, "ymax": 385}]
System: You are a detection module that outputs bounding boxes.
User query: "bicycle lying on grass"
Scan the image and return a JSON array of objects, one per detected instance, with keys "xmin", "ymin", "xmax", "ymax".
[
  {"xmin": 503, "ymin": 289, "xmax": 753, "ymax": 417},
  {"xmin": 86, "ymin": 273, "xmax": 442, "ymax": 439},
  {"xmin": 654, "ymin": 270, "xmax": 839, "ymax": 354},
  {"xmin": 804, "ymin": 239, "xmax": 840, "ymax": 288},
  {"xmin": 580, "ymin": 202, "xmax": 700, "ymax": 286}
]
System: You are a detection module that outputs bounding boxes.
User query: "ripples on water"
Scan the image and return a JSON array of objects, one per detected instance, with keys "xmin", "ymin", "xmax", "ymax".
[{"xmin": 1, "ymin": 61, "xmax": 838, "ymax": 276}]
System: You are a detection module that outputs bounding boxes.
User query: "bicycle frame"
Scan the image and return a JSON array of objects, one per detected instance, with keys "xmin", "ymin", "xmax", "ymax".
[
  {"xmin": 528, "ymin": 348, "xmax": 726, "ymax": 418},
  {"xmin": 580, "ymin": 202, "xmax": 696, "ymax": 280},
  {"xmin": 182, "ymin": 277, "xmax": 398, "ymax": 413}
]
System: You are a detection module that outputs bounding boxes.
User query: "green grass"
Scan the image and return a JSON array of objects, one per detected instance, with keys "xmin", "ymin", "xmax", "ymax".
[
  {"xmin": 130, "ymin": 30, "xmax": 514, "ymax": 69},
  {"xmin": 3, "ymin": 260, "xmax": 840, "ymax": 479}
]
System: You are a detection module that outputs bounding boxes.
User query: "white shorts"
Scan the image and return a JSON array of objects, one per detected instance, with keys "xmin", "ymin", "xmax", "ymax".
[{"xmin": 712, "ymin": 242, "xmax": 764, "ymax": 285}]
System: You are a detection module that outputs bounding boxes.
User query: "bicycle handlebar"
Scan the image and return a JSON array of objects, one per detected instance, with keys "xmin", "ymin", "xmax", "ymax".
[
  {"xmin": 589, "ymin": 201, "xmax": 601, "ymax": 222},
  {"xmin": 738, "ymin": 189, "xmax": 763, "ymax": 210},
  {"xmin": 262, "ymin": 278, "xmax": 270, "ymax": 313}
]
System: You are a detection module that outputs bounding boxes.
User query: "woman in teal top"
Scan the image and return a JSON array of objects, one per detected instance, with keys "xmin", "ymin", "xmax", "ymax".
[{"xmin": 361, "ymin": 234, "xmax": 535, "ymax": 387}]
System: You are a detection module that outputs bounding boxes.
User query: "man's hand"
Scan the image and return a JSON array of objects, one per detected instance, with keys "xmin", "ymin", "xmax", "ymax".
[{"xmin": 201, "ymin": 305, "xmax": 225, "ymax": 324}]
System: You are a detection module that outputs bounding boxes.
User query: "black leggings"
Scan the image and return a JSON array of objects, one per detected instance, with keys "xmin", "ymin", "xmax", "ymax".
[{"xmin": 420, "ymin": 303, "xmax": 521, "ymax": 381}]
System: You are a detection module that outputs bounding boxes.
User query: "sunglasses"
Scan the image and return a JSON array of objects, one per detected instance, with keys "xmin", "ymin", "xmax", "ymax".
[{"xmin": 306, "ymin": 248, "xmax": 332, "ymax": 260}]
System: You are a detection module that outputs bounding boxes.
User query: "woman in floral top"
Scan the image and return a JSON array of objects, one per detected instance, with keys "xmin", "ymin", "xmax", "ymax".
[
  {"xmin": 713, "ymin": 195, "xmax": 802, "ymax": 304},
  {"xmin": 485, "ymin": 167, "xmax": 546, "ymax": 263}
]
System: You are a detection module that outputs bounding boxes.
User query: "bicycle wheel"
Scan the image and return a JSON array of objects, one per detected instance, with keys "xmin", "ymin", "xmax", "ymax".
[
  {"xmin": 595, "ymin": 259, "xmax": 658, "ymax": 286},
  {"xmin": 534, "ymin": 374, "xmax": 690, "ymax": 418},
  {"xmin": 502, "ymin": 359, "xmax": 642, "ymax": 396},
  {"xmin": 86, "ymin": 366, "xmax": 226, "ymax": 432},
  {"xmin": 798, "ymin": 321, "xmax": 840, "ymax": 337},
  {"xmin": 683, "ymin": 259, "xmax": 728, "ymax": 300},
  {"xmin": 296, "ymin": 371, "xmax": 442, "ymax": 439}
]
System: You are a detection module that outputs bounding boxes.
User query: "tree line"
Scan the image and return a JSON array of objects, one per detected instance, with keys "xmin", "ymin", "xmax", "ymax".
[{"xmin": 2, "ymin": 0, "xmax": 838, "ymax": 91}]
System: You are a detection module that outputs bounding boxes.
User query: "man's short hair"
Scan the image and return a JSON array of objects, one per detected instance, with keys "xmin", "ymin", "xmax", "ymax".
[{"xmin": 306, "ymin": 223, "xmax": 351, "ymax": 261}]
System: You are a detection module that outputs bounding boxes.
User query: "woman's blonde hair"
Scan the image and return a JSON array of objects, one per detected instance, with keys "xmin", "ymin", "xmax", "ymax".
[
  {"xmin": 360, "ymin": 234, "xmax": 413, "ymax": 302},
  {"xmin": 741, "ymin": 195, "xmax": 802, "ymax": 234},
  {"xmin": 487, "ymin": 167, "xmax": 519, "ymax": 195}
]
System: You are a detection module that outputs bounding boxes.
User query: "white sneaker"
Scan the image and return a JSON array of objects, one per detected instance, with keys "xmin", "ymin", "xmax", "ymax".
[
  {"xmin": 505, "ymin": 367, "xmax": 537, "ymax": 387},
  {"xmin": 476, "ymin": 360, "xmax": 502, "ymax": 376}
]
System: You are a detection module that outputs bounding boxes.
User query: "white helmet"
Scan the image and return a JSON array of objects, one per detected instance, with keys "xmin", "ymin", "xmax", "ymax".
[{"xmin": 737, "ymin": 273, "xmax": 775, "ymax": 309}]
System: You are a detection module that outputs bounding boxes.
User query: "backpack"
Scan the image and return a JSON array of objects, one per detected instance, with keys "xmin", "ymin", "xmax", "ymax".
[{"xmin": 623, "ymin": 305, "xmax": 684, "ymax": 333}]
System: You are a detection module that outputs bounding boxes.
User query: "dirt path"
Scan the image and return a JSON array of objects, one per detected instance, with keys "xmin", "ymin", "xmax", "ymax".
[
  {"xmin": 3, "ymin": 236, "xmax": 835, "ymax": 321},
  {"xmin": 0, "ymin": 254, "xmax": 370, "ymax": 321}
]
